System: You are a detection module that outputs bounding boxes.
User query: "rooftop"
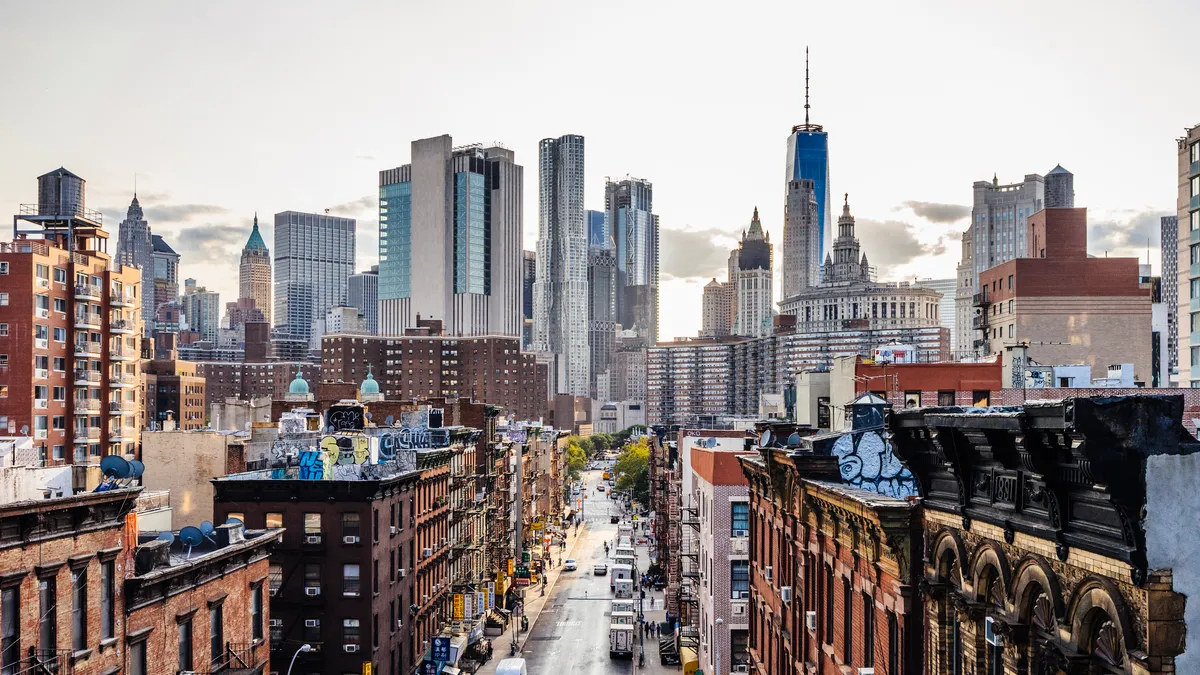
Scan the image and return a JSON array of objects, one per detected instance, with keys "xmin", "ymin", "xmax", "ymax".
[{"xmin": 134, "ymin": 523, "xmax": 281, "ymax": 575}]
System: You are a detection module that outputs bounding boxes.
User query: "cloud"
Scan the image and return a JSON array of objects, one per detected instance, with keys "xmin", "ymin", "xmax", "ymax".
[
  {"xmin": 855, "ymin": 218, "xmax": 950, "ymax": 276},
  {"xmin": 329, "ymin": 195, "xmax": 376, "ymax": 217},
  {"xmin": 1087, "ymin": 209, "xmax": 1170, "ymax": 258},
  {"xmin": 659, "ymin": 227, "xmax": 739, "ymax": 281},
  {"xmin": 99, "ymin": 201, "xmax": 230, "ymax": 224},
  {"xmin": 171, "ymin": 222, "xmax": 249, "ymax": 266},
  {"xmin": 900, "ymin": 201, "xmax": 970, "ymax": 224}
]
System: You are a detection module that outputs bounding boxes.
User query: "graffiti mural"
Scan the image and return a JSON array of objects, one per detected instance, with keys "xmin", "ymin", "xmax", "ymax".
[
  {"xmin": 827, "ymin": 431, "xmax": 918, "ymax": 499},
  {"xmin": 320, "ymin": 435, "xmax": 369, "ymax": 480},
  {"xmin": 327, "ymin": 404, "xmax": 365, "ymax": 432},
  {"xmin": 297, "ymin": 450, "xmax": 326, "ymax": 480},
  {"xmin": 279, "ymin": 412, "xmax": 307, "ymax": 436},
  {"xmin": 505, "ymin": 429, "xmax": 527, "ymax": 444},
  {"xmin": 377, "ymin": 432, "xmax": 418, "ymax": 472}
]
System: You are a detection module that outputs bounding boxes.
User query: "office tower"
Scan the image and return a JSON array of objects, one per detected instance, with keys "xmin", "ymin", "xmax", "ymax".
[
  {"xmin": 587, "ymin": 209, "xmax": 608, "ymax": 247},
  {"xmin": 1045, "ymin": 164, "xmax": 1075, "ymax": 208},
  {"xmin": 115, "ymin": 194, "xmax": 156, "ymax": 331},
  {"xmin": 347, "ymin": 265, "xmax": 379, "ymax": 335},
  {"xmin": 377, "ymin": 135, "xmax": 522, "ymax": 337},
  {"xmin": 522, "ymin": 250, "xmax": 536, "ymax": 348},
  {"xmin": 700, "ymin": 278, "xmax": 733, "ymax": 337},
  {"xmin": 273, "ymin": 210, "xmax": 355, "ymax": 342},
  {"xmin": 1162, "ymin": 215, "xmax": 1179, "ymax": 380},
  {"xmin": 588, "ymin": 238, "xmax": 618, "ymax": 400},
  {"xmin": 3, "ymin": 168, "xmax": 144, "ymax": 463},
  {"xmin": 182, "ymin": 279, "xmax": 221, "ymax": 342},
  {"xmin": 534, "ymin": 134, "xmax": 590, "ymax": 396},
  {"xmin": 1178, "ymin": 124, "xmax": 1200, "ymax": 386},
  {"xmin": 916, "ymin": 277, "xmax": 958, "ymax": 350},
  {"xmin": 238, "ymin": 213, "xmax": 272, "ymax": 326},
  {"xmin": 151, "ymin": 233, "xmax": 179, "ymax": 310},
  {"xmin": 781, "ymin": 178, "xmax": 820, "ymax": 300},
  {"xmin": 785, "ymin": 49, "xmax": 831, "ymax": 281},
  {"xmin": 224, "ymin": 296, "xmax": 265, "ymax": 330},
  {"xmin": 732, "ymin": 208, "xmax": 774, "ymax": 338},
  {"xmin": 954, "ymin": 172, "xmax": 1045, "ymax": 354},
  {"xmin": 606, "ymin": 177, "xmax": 659, "ymax": 346}
]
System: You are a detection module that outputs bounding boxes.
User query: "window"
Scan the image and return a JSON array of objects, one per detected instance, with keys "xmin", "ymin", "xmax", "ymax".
[
  {"xmin": 304, "ymin": 513, "xmax": 322, "ymax": 534},
  {"xmin": 937, "ymin": 391, "xmax": 955, "ymax": 406},
  {"xmin": 0, "ymin": 324, "xmax": 6, "ymax": 337},
  {"xmin": 266, "ymin": 512, "xmax": 283, "ymax": 529},
  {"xmin": 2, "ymin": 586, "xmax": 19, "ymax": 675},
  {"xmin": 71, "ymin": 568, "xmax": 87, "ymax": 651},
  {"xmin": 101, "ymin": 561, "xmax": 114, "ymax": 640},
  {"xmin": 53, "ymin": 327, "xmax": 65, "ymax": 342},
  {"xmin": 373, "ymin": 559, "xmax": 379, "ymax": 594},
  {"xmin": 53, "ymin": 416, "xmax": 65, "ymax": 430},
  {"xmin": 843, "ymin": 578, "xmax": 853, "ymax": 666},
  {"xmin": 824, "ymin": 565, "xmax": 834, "ymax": 643},
  {"xmin": 39, "ymin": 577, "xmax": 56, "ymax": 652},
  {"xmin": 178, "ymin": 616, "xmax": 193, "ymax": 672},
  {"xmin": 251, "ymin": 583, "xmax": 263, "ymax": 641},
  {"xmin": 226, "ymin": 512, "xmax": 244, "ymax": 524},
  {"xmin": 889, "ymin": 611, "xmax": 900, "ymax": 675},
  {"xmin": 344, "ymin": 564, "xmax": 361, "ymax": 596},
  {"xmin": 1008, "ymin": 324, "xmax": 1014, "ymax": 338},
  {"xmin": 343, "ymin": 513, "xmax": 361, "ymax": 541},
  {"xmin": 129, "ymin": 639, "xmax": 147, "ymax": 675},
  {"xmin": 269, "ymin": 563, "xmax": 283, "ymax": 595},
  {"xmin": 862, "ymin": 592, "xmax": 874, "ymax": 667},
  {"xmin": 210, "ymin": 603, "xmax": 224, "ymax": 665},
  {"xmin": 54, "ymin": 268, "xmax": 66, "ymax": 284},
  {"xmin": 730, "ymin": 560, "xmax": 749, "ymax": 598},
  {"xmin": 343, "ymin": 618, "xmax": 361, "ymax": 647},
  {"xmin": 303, "ymin": 619, "xmax": 321, "ymax": 643},
  {"xmin": 731, "ymin": 502, "xmax": 749, "ymax": 534},
  {"xmin": 0, "ymin": 294, "xmax": 7, "ymax": 306},
  {"xmin": 0, "ymin": 263, "xmax": 6, "ymax": 275}
]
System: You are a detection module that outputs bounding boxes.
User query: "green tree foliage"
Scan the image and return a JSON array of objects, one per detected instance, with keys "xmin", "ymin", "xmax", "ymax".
[
  {"xmin": 563, "ymin": 436, "xmax": 591, "ymax": 481},
  {"xmin": 614, "ymin": 438, "xmax": 650, "ymax": 504}
]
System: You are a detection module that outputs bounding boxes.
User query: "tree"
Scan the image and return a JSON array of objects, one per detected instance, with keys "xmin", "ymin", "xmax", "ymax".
[
  {"xmin": 614, "ymin": 438, "xmax": 650, "ymax": 504},
  {"xmin": 565, "ymin": 442, "xmax": 587, "ymax": 482}
]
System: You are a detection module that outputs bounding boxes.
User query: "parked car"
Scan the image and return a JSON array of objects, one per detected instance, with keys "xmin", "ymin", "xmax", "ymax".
[
  {"xmin": 563, "ymin": 559, "xmax": 577, "ymax": 571},
  {"xmin": 594, "ymin": 563, "xmax": 608, "ymax": 575},
  {"xmin": 610, "ymin": 515, "xmax": 620, "ymax": 524}
]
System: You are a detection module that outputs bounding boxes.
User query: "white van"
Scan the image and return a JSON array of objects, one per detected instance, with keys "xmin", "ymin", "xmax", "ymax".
[
  {"xmin": 496, "ymin": 658, "xmax": 528, "ymax": 675},
  {"xmin": 613, "ymin": 578, "xmax": 634, "ymax": 599},
  {"xmin": 611, "ymin": 599, "xmax": 636, "ymax": 615},
  {"xmin": 611, "ymin": 610, "xmax": 636, "ymax": 626},
  {"xmin": 609, "ymin": 623, "xmax": 635, "ymax": 658}
]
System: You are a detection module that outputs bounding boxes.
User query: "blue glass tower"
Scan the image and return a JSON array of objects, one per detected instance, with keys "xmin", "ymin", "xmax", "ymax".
[{"xmin": 785, "ymin": 48, "xmax": 830, "ymax": 276}]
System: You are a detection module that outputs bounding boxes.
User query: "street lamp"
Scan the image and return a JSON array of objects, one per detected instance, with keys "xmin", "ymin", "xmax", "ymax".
[
  {"xmin": 715, "ymin": 618, "xmax": 724, "ymax": 675},
  {"xmin": 286, "ymin": 644, "xmax": 312, "ymax": 675}
]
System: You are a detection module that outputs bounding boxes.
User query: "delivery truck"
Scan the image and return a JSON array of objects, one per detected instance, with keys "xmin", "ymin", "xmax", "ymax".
[{"xmin": 609, "ymin": 622, "xmax": 635, "ymax": 658}]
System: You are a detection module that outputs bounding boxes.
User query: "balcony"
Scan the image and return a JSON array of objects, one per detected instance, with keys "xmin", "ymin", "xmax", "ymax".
[
  {"xmin": 111, "ymin": 293, "xmax": 135, "ymax": 307},
  {"xmin": 76, "ymin": 399, "xmax": 101, "ymax": 414},
  {"xmin": 74, "ymin": 342, "xmax": 101, "ymax": 357},
  {"xmin": 109, "ymin": 374, "xmax": 138, "ymax": 388},
  {"xmin": 74, "ymin": 313, "xmax": 101, "ymax": 329},
  {"xmin": 972, "ymin": 292, "xmax": 991, "ymax": 308},
  {"xmin": 74, "ymin": 370, "xmax": 101, "ymax": 385},
  {"xmin": 109, "ymin": 347, "xmax": 135, "ymax": 361},
  {"xmin": 74, "ymin": 427, "xmax": 101, "ymax": 442},
  {"xmin": 110, "ymin": 319, "xmax": 135, "ymax": 334},
  {"xmin": 74, "ymin": 284, "xmax": 101, "ymax": 301},
  {"xmin": 972, "ymin": 313, "xmax": 990, "ymax": 330}
]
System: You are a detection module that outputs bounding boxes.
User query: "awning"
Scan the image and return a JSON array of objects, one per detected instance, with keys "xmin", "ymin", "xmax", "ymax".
[{"xmin": 442, "ymin": 667, "xmax": 462, "ymax": 675}]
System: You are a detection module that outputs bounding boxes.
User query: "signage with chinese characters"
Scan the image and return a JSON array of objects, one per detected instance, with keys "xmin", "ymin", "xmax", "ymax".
[
  {"xmin": 453, "ymin": 594, "xmax": 464, "ymax": 620},
  {"xmin": 432, "ymin": 637, "xmax": 451, "ymax": 662}
]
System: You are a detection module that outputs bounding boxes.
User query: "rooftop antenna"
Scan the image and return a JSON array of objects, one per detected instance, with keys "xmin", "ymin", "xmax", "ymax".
[
  {"xmin": 801, "ymin": 46, "xmax": 811, "ymax": 127},
  {"xmin": 179, "ymin": 526, "xmax": 204, "ymax": 560}
]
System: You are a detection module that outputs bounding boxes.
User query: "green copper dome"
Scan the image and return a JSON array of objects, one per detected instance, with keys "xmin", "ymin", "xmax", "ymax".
[
  {"xmin": 288, "ymin": 366, "xmax": 309, "ymax": 395},
  {"xmin": 360, "ymin": 365, "xmax": 380, "ymax": 395},
  {"xmin": 244, "ymin": 213, "xmax": 268, "ymax": 254}
]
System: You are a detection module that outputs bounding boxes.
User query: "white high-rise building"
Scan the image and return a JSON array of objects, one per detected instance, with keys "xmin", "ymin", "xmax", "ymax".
[
  {"xmin": 347, "ymin": 265, "xmax": 379, "ymax": 335},
  {"xmin": 781, "ymin": 177, "xmax": 820, "ymax": 300},
  {"xmin": 377, "ymin": 136, "xmax": 522, "ymax": 337},
  {"xmin": 273, "ymin": 211, "xmax": 356, "ymax": 342},
  {"xmin": 732, "ymin": 208, "xmax": 774, "ymax": 338},
  {"xmin": 534, "ymin": 134, "xmax": 590, "ymax": 396}
]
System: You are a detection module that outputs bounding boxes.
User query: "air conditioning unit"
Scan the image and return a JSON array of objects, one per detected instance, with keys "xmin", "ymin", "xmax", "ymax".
[
  {"xmin": 740, "ymin": 591, "xmax": 751, "ymax": 599},
  {"xmin": 423, "ymin": 548, "xmax": 433, "ymax": 558},
  {"xmin": 763, "ymin": 566, "xmax": 773, "ymax": 582},
  {"xmin": 36, "ymin": 278, "xmax": 49, "ymax": 288},
  {"xmin": 731, "ymin": 603, "xmax": 747, "ymax": 617},
  {"xmin": 397, "ymin": 619, "xmax": 403, "ymax": 629},
  {"xmin": 268, "ymin": 588, "xmax": 278, "ymax": 597},
  {"xmin": 305, "ymin": 535, "xmax": 321, "ymax": 544},
  {"xmin": 857, "ymin": 669, "xmax": 875, "ymax": 675},
  {"xmin": 422, "ymin": 594, "xmax": 429, "ymax": 602},
  {"xmin": 805, "ymin": 611, "xmax": 817, "ymax": 631},
  {"xmin": 732, "ymin": 529, "xmax": 748, "ymax": 538},
  {"xmin": 781, "ymin": 586, "xmax": 793, "ymax": 604},
  {"xmin": 344, "ymin": 644, "xmax": 360, "ymax": 653},
  {"xmin": 305, "ymin": 619, "xmax": 320, "ymax": 628},
  {"xmin": 390, "ymin": 526, "xmax": 397, "ymax": 535},
  {"xmin": 398, "ymin": 569, "xmax": 406, "ymax": 578},
  {"xmin": 440, "ymin": 537, "xmax": 447, "ymax": 547},
  {"xmin": 269, "ymin": 619, "xmax": 282, "ymax": 627},
  {"xmin": 305, "ymin": 587, "xmax": 321, "ymax": 596},
  {"xmin": 36, "ymin": 308, "xmax": 49, "ymax": 318}
]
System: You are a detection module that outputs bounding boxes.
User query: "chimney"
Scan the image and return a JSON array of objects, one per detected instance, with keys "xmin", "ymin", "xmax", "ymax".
[{"xmin": 135, "ymin": 538, "xmax": 172, "ymax": 574}]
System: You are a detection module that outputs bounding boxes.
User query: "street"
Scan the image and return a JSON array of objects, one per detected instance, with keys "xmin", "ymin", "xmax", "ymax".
[{"xmin": 477, "ymin": 469, "xmax": 677, "ymax": 675}]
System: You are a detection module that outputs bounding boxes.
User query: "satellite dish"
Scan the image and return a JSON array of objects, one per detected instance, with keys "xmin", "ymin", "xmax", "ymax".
[
  {"xmin": 225, "ymin": 516, "xmax": 244, "ymax": 527},
  {"xmin": 326, "ymin": 425, "xmax": 335, "ymax": 434},
  {"xmin": 199, "ymin": 521, "xmax": 214, "ymax": 536},
  {"xmin": 128, "ymin": 459, "xmax": 145, "ymax": 478},
  {"xmin": 156, "ymin": 531, "xmax": 176, "ymax": 544},
  {"xmin": 99, "ymin": 455, "xmax": 131, "ymax": 479},
  {"xmin": 386, "ymin": 415, "xmax": 394, "ymax": 426},
  {"xmin": 787, "ymin": 432, "xmax": 801, "ymax": 447},
  {"xmin": 364, "ymin": 412, "xmax": 372, "ymax": 420},
  {"xmin": 20, "ymin": 425, "xmax": 29, "ymax": 436},
  {"xmin": 179, "ymin": 526, "xmax": 204, "ymax": 546},
  {"xmin": 759, "ymin": 429, "xmax": 773, "ymax": 449}
]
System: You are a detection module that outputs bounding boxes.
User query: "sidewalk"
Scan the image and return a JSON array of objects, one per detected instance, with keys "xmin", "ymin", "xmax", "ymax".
[{"xmin": 474, "ymin": 522, "xmax": 589, "ymax": 674}]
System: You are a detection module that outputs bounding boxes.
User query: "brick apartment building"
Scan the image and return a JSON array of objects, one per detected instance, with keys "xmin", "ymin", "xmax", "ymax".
[
  {"xmin": 193, "ymin": 322, "xmax": 321, "ymax": 410},
  {"xmin": 739, "ymin": 435, "xmax": 922, "ymax": 675},
  {"xmin": 0, "ymin": 486, "xmax": 279, "ymax": 675},
  {"xmin": 142, "ymin": 357, "xmax": 207, "ymax": 429},
  {"xmin": 0, "ymin": 168, "xmax": 144, "ymax": 465},
  {"xmin": 320, "ymin": 317, "xmax": 550, "ymax": 420},
  {"xmin": 891, "ymin": 395, "xmax": 1197, "ymax": 675},
  {"xmin": 974, "ymin": 207, "xmax": 1151, "ymax": 382}
]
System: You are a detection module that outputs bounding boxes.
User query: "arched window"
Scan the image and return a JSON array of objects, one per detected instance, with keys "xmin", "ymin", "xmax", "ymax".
[{"xmin": 1085, "ymin": 610, "xmax": 1125, "ymax": 674}]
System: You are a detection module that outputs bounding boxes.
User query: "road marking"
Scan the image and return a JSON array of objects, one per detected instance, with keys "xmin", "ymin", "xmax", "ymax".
[{"xmin": 555, "ymin": 620, "xmax": 582, "ymax": 627}]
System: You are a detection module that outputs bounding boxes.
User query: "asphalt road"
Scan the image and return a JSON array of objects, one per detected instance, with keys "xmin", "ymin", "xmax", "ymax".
[{"xmin": 517, "ymin": 470, "xmax": 674, "ymax": 675}]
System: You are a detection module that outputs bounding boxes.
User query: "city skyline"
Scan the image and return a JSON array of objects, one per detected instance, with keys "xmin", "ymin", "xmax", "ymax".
[{"xmin": 0, "ymin": 1, "xmax": 1193, "ymax": 340}]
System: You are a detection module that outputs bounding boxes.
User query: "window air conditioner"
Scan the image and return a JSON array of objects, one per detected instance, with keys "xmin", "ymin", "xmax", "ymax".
[
  {"xmin": 343, "ymin": 536, "xmax": 360, "ymax": 544},
  {"xmin": 268, "ymin": 588, "xmax": 277, "ymax": 597},
  {"xmin": 857, "ymin": 670, "xmax": 875, "ymax": 675},
  {"xmin": 805, "ymin": 611, "xmax": 817, "ymax": 631},
  {"xmin": 733, "ymin": 666, "xmax": 749, "ymax": 673},
  {"xmin": 305, "ymin": 619, "xmax": 320, "ymax": 628},
  {"xmin": 397, "ymin": 619, "xmax": 403, "ymax": 629},
  {"xmin": 423, "ymin": 548, "xmax": 433, "ymax": 558},
  {"xmin": 763, "ymin": 566, "xmax": 772, "ymax": 582},
  {"xmin": 732, "ymin": 529, "xmax": 748, "ymax": 537},
  {"xmin": 305, "ymin": 535, "xmax": 321, "ymax": 544},
  {"xmin": 344, "ymin": 644, "xmax": 360, "ymax": 653},
  {"xmin": 398, "ymin": 568, "xmax": 407, "ymax": 578},
  {"xmin": 391, "ymin": 526, "xmax": 397, "ymax": 535},
  {"xmin": 781, "ymin": 586, "xmax": 792, "ymax": 604},
  {"xmin": 305, "ymin": 587, "xmax": 321, "ymax": 596}
]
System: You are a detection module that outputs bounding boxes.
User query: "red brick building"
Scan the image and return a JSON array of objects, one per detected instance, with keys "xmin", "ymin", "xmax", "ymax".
[
  {"xmin": 851, "ymin": 355, "xmax": 1003, "ymax": 408},
  {"xmin": 142, "ymin": 358, "xmax": 207, "ymax": 430},
  {"xmin": 0, "ymin": 487, "xmax": 279, "ymax": 675}
]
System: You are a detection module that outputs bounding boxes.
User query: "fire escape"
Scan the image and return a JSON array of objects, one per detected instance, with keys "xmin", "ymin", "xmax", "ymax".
[{"xmin": 679, "ymin": 494, "xmax": 700, "ymax": 654}]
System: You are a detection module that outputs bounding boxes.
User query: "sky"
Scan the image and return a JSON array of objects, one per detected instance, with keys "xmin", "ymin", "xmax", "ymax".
[{"xmin": 1, "ymin": 0, "xmax": 1196, "ymax": 340}]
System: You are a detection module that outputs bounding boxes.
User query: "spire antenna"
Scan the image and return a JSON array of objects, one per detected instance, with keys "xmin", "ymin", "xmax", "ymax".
[{"xmin": 804, "ymin": 47, "xmax": 811, "ymax": 127}]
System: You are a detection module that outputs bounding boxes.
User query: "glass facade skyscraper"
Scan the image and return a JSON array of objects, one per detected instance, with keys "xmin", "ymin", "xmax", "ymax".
[
  {"xmin": 785, "ymin": 129, "xmax": 830, "ymax": 276},
  {"xmin": 273, "ymin": 211, "xmax": 356, "ymax": 342},
  {"xmin": 606, "ymin": 178, "xmax": 659, "ymax": 346},
  {"xmin": 378, "ymin": 180, "xmax": 412, "ymax": 301}
]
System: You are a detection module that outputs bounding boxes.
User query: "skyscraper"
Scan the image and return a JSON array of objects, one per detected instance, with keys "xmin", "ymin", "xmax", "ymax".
[
  {"xmin": 150, "ymin": 234, "xmax": 179, "ymax": 306},
  {"xmin": 954, "ymin": 172, "xmax": 1045, "ymax": 354},
  {"xmin": 700, "ymin": 278, "xmax": 732, "ymax": 337},
  {"xmin": 588, "ymin": 237, "xmax": 617, "ymax": 400},
  {"xmin": 785, "ymin": 49, "xmax": 831, "ymax": 283},
  {"xmin": 1176, "ymin": 124, "xmax": 1200, "ymax": 386},
  {"xmin": 521, "ymin": 250, "xmax": 536, "ymax": 348},
  {"xmin": 733, "ymin": 208, "xmax": 774, "ymax": 338},
  {"xmin": 587, "ymin": 209, "xmax": 608, "ymax": 247},
  {"xmin": 781, "ymin": 177, "xmax": 820, "ymax": 299},
  {"xmin": 534, "ymin": 134, "xmax": 590, "ymax": 396},
  {"xmin": 377, "ymin": 135, "xmax": 523, "ymax": 337},
  {"xmin": 606, "ymin": 177, "xmax": 659, "ymax": 345},
  {"xmin": 273, "ymin": 210, "xmax": 356, "ymax": 342},
  {"xmin": 116, "ymin": 194, "xmax": 156, "ymax": 332},
  {"xmin": 347, "ymin": 265, "xmax": 379, "ymax": 335},
  {"xmin": 182, "ymin": 279, "xmax": 221, "ymax": 343},
  {"xmin": 239, "ymin": 213, "xmax": 272, "ymax": 326},
  {"xmin": 1162, "ymin": 215, "xmax": 1178, "ymax": 380}
]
